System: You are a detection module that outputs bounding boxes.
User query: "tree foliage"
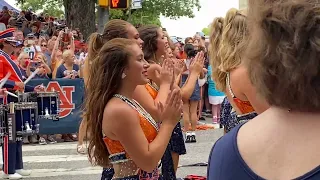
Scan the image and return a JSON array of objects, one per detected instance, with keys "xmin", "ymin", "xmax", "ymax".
[
  {"xmin": 16, "ymin": 0, "xmax": 200, "ymax": 22},
  {"xmin": 202, "ymin": 27, "xmax": 209, "ymax": 36},
  {"xmin": 16, "ymin": 0, "xmax": 64, "ymax": 17},
  {"xmin": 138, "ymin": 0, "xmax": 201, "ymax": 19},
  {"xmin": 15, "ymin": 0, "xmax": 201, "ymax": 37},
  {"xmin": 109, "ymin": 9, "xmax": 161, "ymax": 26}
]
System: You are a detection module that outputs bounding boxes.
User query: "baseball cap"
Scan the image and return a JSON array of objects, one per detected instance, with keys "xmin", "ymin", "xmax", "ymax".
[
  {"xmin": 0, "ymin": 28, "xmax": 15, "ymax": 40},
  {"xmin": 4, "ymin": 37, "xmax": 23, "ymax": 47}
]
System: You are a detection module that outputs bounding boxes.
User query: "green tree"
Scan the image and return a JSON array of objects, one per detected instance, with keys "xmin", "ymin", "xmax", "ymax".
[
  {"xmin": 202, "ymin": 27, "xmax": 209, "ymax": 36},
  {"xmin": 17, "ymin": 0, "xmax": 64, "ymax": 17},
  {"xmin": 16, "ymin": 0, "xmax": 201, "ymax": 38}
]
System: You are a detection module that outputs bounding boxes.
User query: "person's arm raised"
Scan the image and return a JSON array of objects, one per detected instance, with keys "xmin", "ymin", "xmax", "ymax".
[
  {"xmin": 180, "ymin": 52, "xmax": 205, "ymax": 100},
  {"xmin": 155, "ymin": 59, "xmax": 174, "ymax": 104},
  {"xmin": 107, "ymin": 89, "xmax": 182, "ymax": 172},
  {"xmin": 133, "ymin": 59, "xmax": 174, "ymax": 122}
]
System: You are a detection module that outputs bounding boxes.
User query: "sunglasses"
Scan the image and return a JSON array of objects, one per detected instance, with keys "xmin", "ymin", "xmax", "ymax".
[{"xmin": 41, "ymin": 44, "xmax": 47, "ymax": 47}]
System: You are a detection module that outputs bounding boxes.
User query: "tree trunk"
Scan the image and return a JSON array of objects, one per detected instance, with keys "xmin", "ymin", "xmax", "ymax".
[{"xmin": 63, "ymin": 0, "xmax": 96, "ymax": 40}]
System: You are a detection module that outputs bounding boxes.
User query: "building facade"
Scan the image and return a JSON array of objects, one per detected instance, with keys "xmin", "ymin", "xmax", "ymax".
[{"xmin": 239, "ymin": 0, "xmax": 248, "ymax": 10}]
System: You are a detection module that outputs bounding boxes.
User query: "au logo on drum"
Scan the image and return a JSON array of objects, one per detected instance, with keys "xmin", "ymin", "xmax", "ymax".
[{"xmin": 45, "ymin": 82, "xmax": 75, "ymax": 118}]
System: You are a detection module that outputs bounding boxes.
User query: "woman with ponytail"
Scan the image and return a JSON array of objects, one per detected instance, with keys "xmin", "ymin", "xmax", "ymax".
[
  {"xmin": 207, "ymin": 17, "xmax": 228, "ymax": 125},
  {"xmin": 82, "ymin": 19, "xmax": 143, "ymax": 179},
  {"xmin": 85, "ymin": 38, "xmax": 182, "ymax": 180},
  {"xmin": 212, "ymin": 8, "xmax": 268, "ymax": 133}
]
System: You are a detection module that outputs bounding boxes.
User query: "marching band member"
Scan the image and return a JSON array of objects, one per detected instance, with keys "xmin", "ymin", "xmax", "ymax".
[{"xmin": 0, "ymin": 28, "xmax": 42, "ymax": 179}]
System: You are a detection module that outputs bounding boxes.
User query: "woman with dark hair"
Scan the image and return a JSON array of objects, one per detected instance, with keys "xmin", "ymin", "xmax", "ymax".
[
  {"xmin": 208, "ymin": 0, "xmax": 320, "ymax": 179},
  {"xmin": 85, "ymin": 38, "xmax": 183, "ymax": 179},
  {"xmin": 137, "ymin": 25, "xmax": 205, "ymax": 178}
]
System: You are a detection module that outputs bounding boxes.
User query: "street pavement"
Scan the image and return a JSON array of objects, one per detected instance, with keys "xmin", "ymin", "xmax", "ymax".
[{"xmin": 0, "ymin": 118, "xmax": 223, "ymax": 180}]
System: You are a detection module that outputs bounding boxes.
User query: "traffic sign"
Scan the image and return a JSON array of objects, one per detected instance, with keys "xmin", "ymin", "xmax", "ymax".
[
  {"xmin": 110, "ymin": 0, "xmax": 129, "ymax": 9},
  {"xmin": 131, "ymin": 0, "xmax": 142, "ymax": 9}
]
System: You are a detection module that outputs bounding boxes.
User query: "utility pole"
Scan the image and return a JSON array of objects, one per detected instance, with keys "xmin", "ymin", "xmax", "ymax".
[
  {"xmin": 97, "ymin": 0, "xmax": 110, "ymax": 33},
  {"xmin": 97, "ymin": 6, "xmax": 109, "ymax": 33}
]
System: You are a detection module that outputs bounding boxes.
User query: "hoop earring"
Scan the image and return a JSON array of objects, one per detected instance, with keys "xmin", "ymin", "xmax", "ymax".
[{"xmin": 121, "ymin": 73, "xmax": 126, "ymax": 79}]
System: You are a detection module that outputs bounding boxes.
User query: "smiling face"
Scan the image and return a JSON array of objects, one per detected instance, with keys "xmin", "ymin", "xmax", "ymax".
[
  {"xmin": 156, "ymin": 28, "xmax": 166, "ymax": 57},
  {"xmin": 126, "ymin": 24, "xmax": 144, "ymax": 49},
  {"xmin": 124, "ymin": 43, "xmax": 150, "ymax": 85}
]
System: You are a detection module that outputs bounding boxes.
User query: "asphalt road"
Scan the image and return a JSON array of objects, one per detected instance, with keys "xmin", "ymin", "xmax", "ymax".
[{"xmin": 0, "ymin": 119, "xmax": 223, "ymax": 180}]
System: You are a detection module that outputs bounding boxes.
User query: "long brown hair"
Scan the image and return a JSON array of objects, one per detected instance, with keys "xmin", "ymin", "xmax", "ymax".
[
  {"xmin": 84, "ymin": 19, "xmax": 131, "ymax": 85},
  {"xmin": 138, "ymin": 25, "xmax": 160, "ymax": 63},
  {"xmin": 85, "ymin": 38, "xmax": 136, "ymax": 167},
  {"xmin": 209, "ymin": 17, "xmax": 225, "ymax": 92}
]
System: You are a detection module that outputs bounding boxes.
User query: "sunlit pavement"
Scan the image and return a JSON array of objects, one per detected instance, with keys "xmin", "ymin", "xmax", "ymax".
[{"xmin": 0, "ymin": 117, "xmax": 223, "ymax": 180}]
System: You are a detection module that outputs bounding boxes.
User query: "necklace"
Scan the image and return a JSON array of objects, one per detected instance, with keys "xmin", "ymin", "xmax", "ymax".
[{"xmin": 113, "ymin": 94, "xmax": 159, "ymax": 131}]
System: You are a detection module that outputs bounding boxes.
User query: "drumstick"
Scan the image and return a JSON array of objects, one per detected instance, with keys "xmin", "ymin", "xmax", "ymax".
[
  {"xmin": 24, "ymin": 68, "xmax": 40, "ymax": 85},
  {"xmin": 4, "ymin": 91, "xmax": 18, "ymax": 98},
  {"xmin": 0, "ymin": 72, "xmax": 12, "ymax": 89}
]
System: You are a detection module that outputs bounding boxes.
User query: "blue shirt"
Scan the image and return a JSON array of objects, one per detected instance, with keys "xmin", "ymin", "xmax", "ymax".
[
  {"xmin": 207, "ymin": 65, "xmax": 225, "ymax": 97},
  {"xmin": 208, "ymin": 123, "xmax": 320, "ymax": 180},
  {"xmin": 56, "ymin": 64, "xmax": 80, "ymax": 78}
]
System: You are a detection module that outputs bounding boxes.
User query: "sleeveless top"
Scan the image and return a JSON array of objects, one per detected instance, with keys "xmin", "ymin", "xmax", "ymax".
[
  {"xmin": 103, "ymin": 94, "xmax": 160, "ymax": 179},
  {"xmin": 208, "ymin": 123, "xmax": 320, "ymax": 180},
  {"xmin": 145, "ymin": 82, "xmax": 159, "ymax": 99},
  {"xmin": 226, "ymin": 73, "xmax": 255, "ymax": 114}
]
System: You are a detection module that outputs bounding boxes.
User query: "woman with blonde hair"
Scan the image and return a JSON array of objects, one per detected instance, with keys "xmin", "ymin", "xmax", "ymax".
[
  {"xmin": 213, "ymin": 8, "xmax": 268, "ymax": 133},
  {"xmin": 207, "ymin": 17, "xmax": 228, "ymax": 125},
  {"xmin": 209, "ymin": 0, "xmax": 320, "ymax": 178}
]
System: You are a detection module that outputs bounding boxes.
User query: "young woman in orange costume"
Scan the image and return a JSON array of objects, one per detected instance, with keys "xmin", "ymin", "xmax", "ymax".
[{"xmin": 85, "ymin": 38, "xmax": 183, "ymax": 179}]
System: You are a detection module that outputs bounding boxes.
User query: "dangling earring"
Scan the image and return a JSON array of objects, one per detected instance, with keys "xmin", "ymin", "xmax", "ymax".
[{"xmin": 121, "ymin": 73, "xmax": 126, "ymax": 79}]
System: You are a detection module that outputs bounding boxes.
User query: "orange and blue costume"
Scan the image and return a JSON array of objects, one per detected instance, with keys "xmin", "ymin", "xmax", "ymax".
[
  {"xmin": 103, "ymin": 96, "xmax": 160, "ymax": 180},
  {"xmin": 145, "ymin": 82, "xmax": 186, "ymax": 179},
  {"xmin": 221, "ymin": 73, "xmax": 257, "ymax": 133},
  {"xmin": 0, "ymin": 29, "xmax": 35, "ymax": 177}
]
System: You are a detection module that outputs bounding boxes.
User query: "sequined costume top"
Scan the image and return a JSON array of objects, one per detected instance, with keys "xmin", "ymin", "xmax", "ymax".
[
  {"xmin": 103, "ymin": 94, "xmax": 160, "ymax": 179},
  {"xmin": 145, "ymin": 82, "xmax": 159, "ymax": 99}
]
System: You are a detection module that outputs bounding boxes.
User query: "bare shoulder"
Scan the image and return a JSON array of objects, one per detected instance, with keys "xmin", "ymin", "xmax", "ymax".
[
  {"xmin": 135, "ymin": 85, "xmax": 147, "ymax": 91},
  {"xmin": 237, "ymin": 113, "xmax": 273, "ymax": 160},
  {"xmin": 104, "ymin": 98, "xmax": 139, "ymax": 127},
  {"xmin": 231, "ymin": 66, "xmax": 251, "ymax": 99}
]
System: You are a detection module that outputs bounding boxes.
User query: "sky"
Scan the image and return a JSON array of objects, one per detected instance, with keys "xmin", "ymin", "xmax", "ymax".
[
  {"xmin": 5, "ymin": 0, "xmax": 239, "ymax": 37},
  {"xmin": 161, "ymin": 0, "xmax": 239, "ymax": 37}
]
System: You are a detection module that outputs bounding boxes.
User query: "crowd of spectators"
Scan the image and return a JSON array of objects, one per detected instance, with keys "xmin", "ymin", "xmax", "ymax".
[{"xmin": 0, "ymin": 5, "xmax": 87, "ymax": 145}]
